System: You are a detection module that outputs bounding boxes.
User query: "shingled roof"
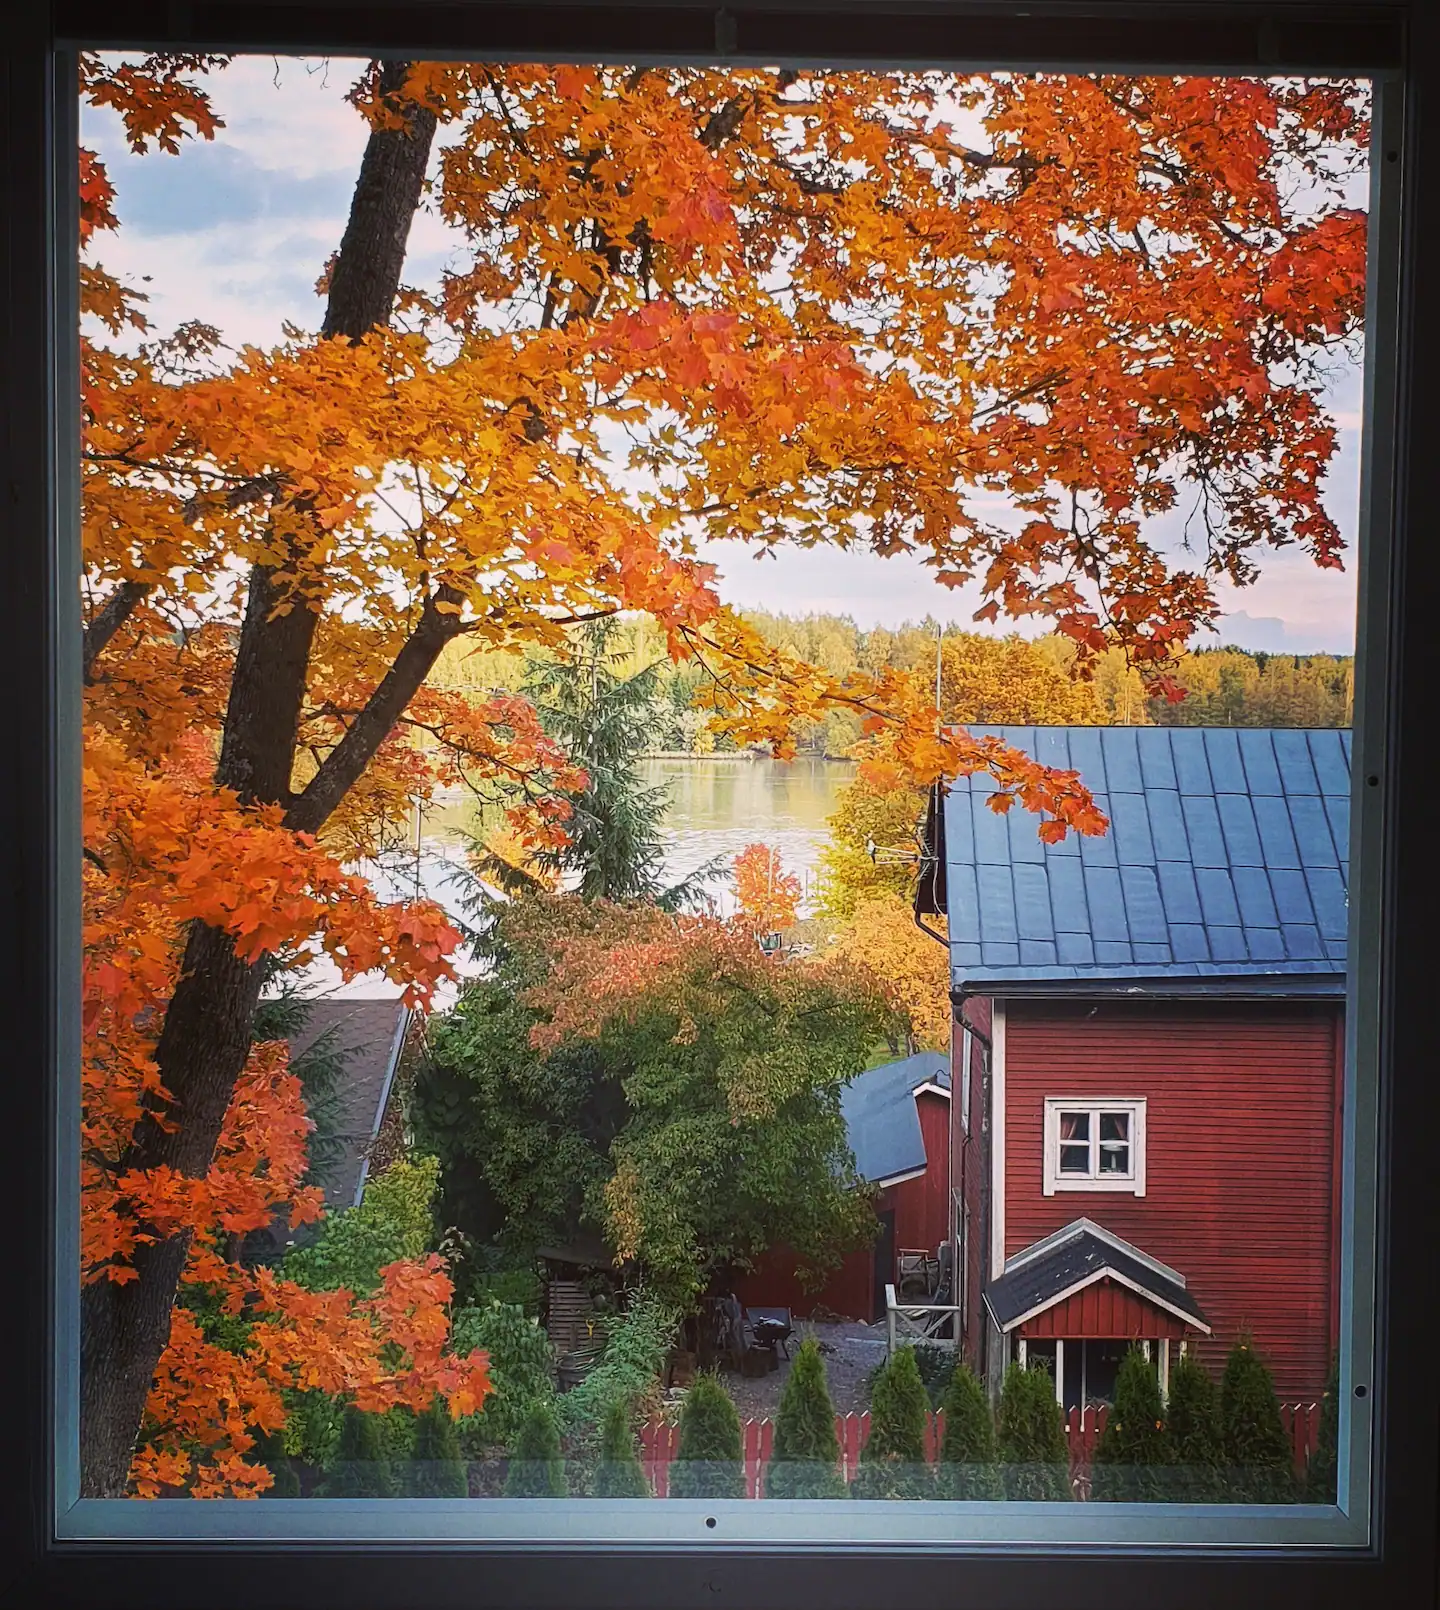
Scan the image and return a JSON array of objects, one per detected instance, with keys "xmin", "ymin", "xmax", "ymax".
[{"xmin": 939, "ymin": 726, "xmax": 1350, "ymax": 994}]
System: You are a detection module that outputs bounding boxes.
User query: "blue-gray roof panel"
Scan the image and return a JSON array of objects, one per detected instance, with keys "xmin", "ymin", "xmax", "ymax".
[{"xmin": 945, "ymin": 726, "xmax": 1349, "ymax": 990}]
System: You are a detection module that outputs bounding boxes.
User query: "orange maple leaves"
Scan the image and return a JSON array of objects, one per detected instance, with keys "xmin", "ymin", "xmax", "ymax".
[{"xmin": 732, "ymin": 843, "xmax": 802, "ymax": 934}]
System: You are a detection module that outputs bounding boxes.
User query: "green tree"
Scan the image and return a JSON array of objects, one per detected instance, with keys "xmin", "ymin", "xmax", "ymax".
[
  {"xmin": 322, "ymin": 1404, "xmax": 397, "ymax": 1499},
  {"xmin": 937, "ymin": 1363, "xmax": 1002, "ymax": 1501},
  {"xmin": 853, "ymin": 1346, "xmax": 932, "ymax": 1499},
  {"xmin": 523, "ymin": 622, "xmax": 715, "ymax": 907},
  {"xmin": 448, "ymin": 1302, "xmax": 557, "ymax": 1455},
  {"xmin": 408, "ymin": 1395, "xmax": 468, "ymax": 1498},
  {"xmin": 997, "ymin": 1363, "xmax": 1071, "ymax": 1502},
  {"xmin": 1305, "ymin": 1354, "xmax": 1340, "ymax": 1504},
  {"xmin": 593, "ymin": 1395, "xmax": 651, "ymax": 1499},
  {"xmin": 766, "ymin": 1337, "xmax": 846, "ymax": 1499},
  {"xmin": 1091, "ymin": 1349, "xmax": 1172, "ymax": 1502},
  {"xmin": 670, "ymin": 1374, "xmax": 745, "ymax": 1500},
  {"xmin": 1166, "ymin": 1351, "xmax": 1227, "ymax": 1503},
  {"xmin": 505, "ymin": 1400, "xmax": 567, "ymax": 1498},
  {"xmin": 282, "ymin": 1155, "xmax": 440, "ymax": 1297},
  {"xmin": 1220, "ymin": 1334, "xmax": 1296, "ymax": 1503}
]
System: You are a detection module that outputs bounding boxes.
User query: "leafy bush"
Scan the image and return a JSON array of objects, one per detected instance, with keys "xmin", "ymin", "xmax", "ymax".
[
  {"xmin": 997, "ymin": 1363, "xmax": 1070, "ymax": 1501},
  {"xmin": 1091, "ymin": 1349, "xmax": 1171, "ymax": 1502},
  {"xmin": 407, "ymin": 1397, "xmax": 468, "ymax": 1498},
  {"xmin": 505, "ymin": 1400, "xmax": 567, "ymax": 1498},
  {"xmin": 593, "ymin": 1395, "xmax": 651, "ymax": 1499},
  {"xmin": 853, "ymin": 1346, "xmax": 931, "ymax": 1499},
  {"xmin": 449, "ymin": 1301, "xmax": 556, "ymax": 1455},
  {"xmin": 469, "ymin": 1264, "xmax": 543, "ymax": 1316},
  {"xmin": 766, "ymin": 1337, "xmax": 845, "ymax": 1499},
  {"xmin": 1166, "ymin": 1351, "xmax": 1227, "ymax": 1503},
  {"xmin": 670, "ymin": 1374, "xmax": 744, "ymax": 1500},
  {"xmin": 283, "ymin": 1155, "xmax": 440, "ymax": 1297},
  {"xmin": 253, "ymin": 1428, "xmax": 300, "ymax": 1498},
  {"xmin": 321, "ymin": 1405, "xmax": 396, "ymax": 1498},
  {"xmin": 556, "ymin": 1288, "xmax": 678, "ymax": 1438},
  {"xmin": 1305, "ymin": 1353, "xmax": 1339, "ymax": 1504},
  {"xmin": 937, "ymin": 1363, "xmax": 1001, "ymax": 1500},
  {"xmin": 1220, "ymin": 1334, "xmax": 1296, "ymax": 1503}
]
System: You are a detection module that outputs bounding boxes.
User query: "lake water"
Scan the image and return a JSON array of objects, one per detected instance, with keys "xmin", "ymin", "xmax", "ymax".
[{"xmin": 360, "ymin": 755, "xmax": 856, "ymax": 941}]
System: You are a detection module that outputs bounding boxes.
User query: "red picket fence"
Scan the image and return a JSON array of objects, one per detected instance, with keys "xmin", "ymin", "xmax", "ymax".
[{"xmin": 640, "ymin": 1401, "xmax": 1320, "ymax": 1499}]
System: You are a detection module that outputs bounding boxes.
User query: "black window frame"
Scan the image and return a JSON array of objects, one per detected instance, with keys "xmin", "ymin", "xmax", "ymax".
[{"xmin": 6, "ymin": 2, "xmax": 1436, "ymax": 1605}]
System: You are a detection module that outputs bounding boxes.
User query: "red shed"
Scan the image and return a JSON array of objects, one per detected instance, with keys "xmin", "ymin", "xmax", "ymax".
[
  {"xmin": 923, "ymin": 725, "xmax": 1350, "ymax": 1405},
  {"xmin": 734, "ymin": 1051, "xmax": 951, "ymax": 1323}
]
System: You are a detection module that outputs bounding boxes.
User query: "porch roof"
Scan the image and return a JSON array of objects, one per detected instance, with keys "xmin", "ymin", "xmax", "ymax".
[{"xmin": 984, "ymin": 1218, "xmax": 1210, "ymax": 1335}]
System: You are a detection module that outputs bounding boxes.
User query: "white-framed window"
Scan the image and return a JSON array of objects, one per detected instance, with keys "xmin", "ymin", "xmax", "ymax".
[{"xmin": 1043, "ymin": 1097, "xmax": 1147, "ymax": 1196}]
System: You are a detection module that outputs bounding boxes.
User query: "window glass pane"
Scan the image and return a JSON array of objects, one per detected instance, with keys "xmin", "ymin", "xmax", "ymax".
[{"xmin": 67, "ymin": 48, "xmax": 1374, "ymax": 1541}]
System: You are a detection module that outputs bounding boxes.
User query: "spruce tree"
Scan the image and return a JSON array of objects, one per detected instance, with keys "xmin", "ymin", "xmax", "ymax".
[
  {"xmin": 1220, "ymin": 1333, "xmax": 1296, "ymax": 1503},
  {"xmin": 505, "ymin": 1400, "xmax": 567, "ymax": 1498},
  {"xmin": 1091, "ymin": 1348, "xmax": 1172, "ymax": 1502},
  {"xmin": 1304, "ymin": 1353, "xmax": 1340, "ymax": 1504},
  {"xmin": 1166, "ymin": 1350, "xmax": 1226, "ymax": 1503},
  {"xmin": 670, "ymin": 1373, "xmax": 745, "ymax": 1500},
  {"xmin": 937, "ymin": 1363, "xmax": 1002, "ymax": 1501},
  {"xmin": 594, "ymin": 1395, "xmax": 651, "ymax": 1499},
  {"xmin": 997, "ymin": 1363, "xmax": 1071, "ymax": 1502},
  {"xmin": 322, "ymin": 1404, "xmax": 396, "ymax": 1498},
  {"xmin": 407, "ymin": 1396, "xmax": 468, "ymax": 1498},
  {"xmin": 853, "ymin": 1345, "xmax": 932, "ymax": 1499},
  {"xmin": 767, "ymin": 1337, "xmax": 846, "ymax": 1499}
]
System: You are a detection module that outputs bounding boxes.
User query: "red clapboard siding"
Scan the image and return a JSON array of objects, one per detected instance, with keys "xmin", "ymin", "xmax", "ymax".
[
  {"xmin": 1003, "ymin": 999, "xmax": 1339, "ymax": 1397},
  {"xmin": 1020, "ymin": 1276, "xmax": 1189, "ymax": 1339}
]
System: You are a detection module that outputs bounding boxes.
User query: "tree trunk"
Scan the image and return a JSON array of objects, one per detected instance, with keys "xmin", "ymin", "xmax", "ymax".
[{"xmin": 79, "ymin": 62, "xmax": 438, "ymax": 1498}]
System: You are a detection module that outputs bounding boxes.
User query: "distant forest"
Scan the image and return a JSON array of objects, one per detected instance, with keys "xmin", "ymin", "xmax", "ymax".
[{"xmin": 429, "ymin": 612, "xmax": 1354, "ymax": 761}]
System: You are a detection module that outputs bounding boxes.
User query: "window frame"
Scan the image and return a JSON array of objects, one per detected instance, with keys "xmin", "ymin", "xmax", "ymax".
[
  {"xmin": 1043, "ymin": 1098, "xmax": 1148, "ymax": 1195},
  {"xmin": 7, "ymin": 2, "xmax": 1437, "ymax": 1606}
]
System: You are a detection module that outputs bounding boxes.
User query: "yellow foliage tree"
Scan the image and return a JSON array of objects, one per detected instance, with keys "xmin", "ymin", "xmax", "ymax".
[{"xmin": 831, "ymin": 896, "xmax": 951, "ymax": 1053}]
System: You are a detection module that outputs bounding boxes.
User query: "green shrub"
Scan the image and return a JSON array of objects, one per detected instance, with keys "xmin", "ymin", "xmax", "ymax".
[
  {"xmin": 853, "ymin": 1346, "xmax": 931, "ymax": 1499},
  {"xmin": 253, "ymin": 1428, "xmax": 300, "ymax": 1498},
  {"xmin": 766, "ymin": 1338, "xmax": 845, "ymax": 1499},
  {"xmin": 937, "ymin": 1363, "xmax": 1001, "ymax": 1500},
  {"xmin": 1166, "ymin": 1351, "xmax": 1226, "ymax": 1503},
  {"xmin": 283, "ymin": 1156, "xmax": 440, "ymax": 1297},
  {"xmin": 505, "ymin": 1400, "xmax": 567, "ymax": 1497},
  {"xmin": 670, "ymin": 1374, "xmax": 744, "ymax": 1500},
  {"xmin": 1220, "ymin": 1334, "xmax": 1296, "ymax": 1503},
  {"xmin": 449, "ymin": 1301, "xmax": 556, "ymax": 1454},
  {"xmin": 321, "ymin": 1404, "xmax": 396, "ymax": 1498},
  {"xmin": 593, "ymin": 1395, "xmax": 651, "ymax": 1499},
  {"xmin": 1305, "ymin": 1353, "xmax": 1339, "ymax": 1504},
  {"xmin": 407, "ymin": 1397, "xmax": 468, "ymax": 1498},
  {"xmin": 997, "ymin": 1363, "xmax": 1070, "ymax": 1501},
  {"xmin": 911, "ymin": 1342, "xmax": 958, "ymax": 1408},
  {"xmin": 557, "ymin": 1288, "xmax": 678, "ymax": 1439},
  {"xmin": 1091, "ymin": 1349, "xmax": 1171, "ymax": 1502}
]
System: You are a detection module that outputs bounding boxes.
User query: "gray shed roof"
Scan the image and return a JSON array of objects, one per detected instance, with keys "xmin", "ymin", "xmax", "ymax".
[
  {"xmin": 839, "ymin": 1051, "xmax": 950, "ymax": 1187},
  {"xmin": 288, "ymin": 997, "xmax": 411, "ymax": 1209},
  {"xmin": 942, "ymin": 726, "xmax": 1350, "ymax": 994}
]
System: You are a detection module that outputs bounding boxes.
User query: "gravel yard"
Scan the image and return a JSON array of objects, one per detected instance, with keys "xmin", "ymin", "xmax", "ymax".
[{"xmin": 719, "ymin": 1320, "xmax": 890, "ymax": 1420}]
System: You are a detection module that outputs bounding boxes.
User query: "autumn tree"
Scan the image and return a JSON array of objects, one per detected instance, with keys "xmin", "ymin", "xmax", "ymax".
[
  {"xmin": 80, "ymin": 53, "xmax": 1365, "ymax": 1496},
  {"xmin": 732, "ymin": 842, "xmax": 803, "ymax": 933},
  {"xmin": 830, "ymin": 894, "xmax": 951, "ymax": 1052}
]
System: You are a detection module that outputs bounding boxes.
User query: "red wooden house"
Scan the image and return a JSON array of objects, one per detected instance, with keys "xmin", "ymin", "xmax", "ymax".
[
  {"xmin": 734, "ymin": 1051, "xmax": 951, "ymax": 1323},
  {"xmin": 919, "ymin": 725, "xmax": 1349, "ymax": 1406}
]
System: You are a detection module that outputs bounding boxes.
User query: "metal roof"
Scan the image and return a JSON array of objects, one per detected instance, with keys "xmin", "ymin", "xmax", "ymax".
[
  {"xmin": 942, "ymin": 726, "xmax": 1350, "ymax": 994},
  {"xmin": 839, "ymin": 1051, "xmax": 950, "ymax": 1187},
  {"xmin": 984, "ymin": 1218, "xmax": 1210, "ymax": 1334}
]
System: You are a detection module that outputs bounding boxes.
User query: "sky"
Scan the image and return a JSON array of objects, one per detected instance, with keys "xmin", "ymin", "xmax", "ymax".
[{"xmin": 83, "ymin": 55, "xmax": 1363, "ymax": 655}]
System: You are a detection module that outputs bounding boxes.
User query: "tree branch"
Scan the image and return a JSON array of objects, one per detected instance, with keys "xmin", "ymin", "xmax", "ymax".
[{"xmin": 285, "ymin": 585, "xmax": 466, "ymax": 836}]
